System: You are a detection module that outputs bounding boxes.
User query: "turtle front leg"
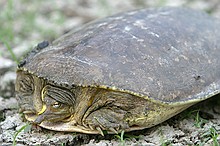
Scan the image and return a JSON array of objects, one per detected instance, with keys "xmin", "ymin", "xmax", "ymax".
[
  {"xmin": 83, "ymin": 107, "xmax": 130, "ymax": 135},
  {"xmin": 79, "ymin": 90, "xmax": 140, "ymax": 135},
  {"xmin": 74, "ymin": 88, "xmax": 147, "ymax": 135}
]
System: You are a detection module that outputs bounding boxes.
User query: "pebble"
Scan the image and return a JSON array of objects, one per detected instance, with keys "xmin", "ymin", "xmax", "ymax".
[{"xmin": 1, "ymin": 114, "xmax": 22, "ymax": 130}]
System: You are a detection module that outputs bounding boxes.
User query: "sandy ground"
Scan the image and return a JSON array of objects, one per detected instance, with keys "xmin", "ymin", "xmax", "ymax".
[{"xmin": 0, "ymin": 0, "xmax": 220, "ymax": 145}]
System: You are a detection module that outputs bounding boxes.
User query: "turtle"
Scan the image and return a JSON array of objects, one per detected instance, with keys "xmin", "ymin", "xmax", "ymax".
[{"xmin": 15, "ymin": 7, "xmax": 220, "ymax": 135}]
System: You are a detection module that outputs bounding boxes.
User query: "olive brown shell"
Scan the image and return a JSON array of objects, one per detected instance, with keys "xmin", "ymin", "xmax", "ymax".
[{"xmin": 19, "ymin": 7, "xmax": 220, "ymax": 104}]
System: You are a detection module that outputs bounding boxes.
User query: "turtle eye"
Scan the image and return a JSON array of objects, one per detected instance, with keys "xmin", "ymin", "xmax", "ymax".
[
  {"xmin": 16, "ymin": 73, "xmax": 34, "ymax": 95},
  {"xmin": 52, "ymin": 102, "xmax": 61, "ymax": 109}
]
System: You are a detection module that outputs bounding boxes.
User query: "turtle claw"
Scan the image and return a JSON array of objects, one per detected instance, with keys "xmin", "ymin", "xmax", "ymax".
[
  {"xmin": 87, "ymin": 122, "xmax": 118, "ymax": 135},
  {"xmin": 96, "ymin": 127, "xmax": 104, "ymax": 136},
  {"xmin": 76, "ymin": 124, "xmax": 87, "ymax": 130},
  {"xmin": 82, "ymin": 122, "xmax": 88, "ymax": 128},
  {"xmin": 89, "ymin": 125, "xmax": 95, "ymax": 130},
  {"xmin": 109, "ymin": 127, "xmax": 118, "ymax": 134}
]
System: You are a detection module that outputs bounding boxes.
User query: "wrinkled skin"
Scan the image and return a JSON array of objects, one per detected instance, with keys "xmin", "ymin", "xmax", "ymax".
[{"xmin": 16, "ymin": 71, "xmax": 188, "ymax": 134}]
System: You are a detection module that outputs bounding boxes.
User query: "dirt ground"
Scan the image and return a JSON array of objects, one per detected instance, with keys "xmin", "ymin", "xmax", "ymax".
[{"xmin": 0, "ymin": 0, "xmax": 220, "ymax": 145}]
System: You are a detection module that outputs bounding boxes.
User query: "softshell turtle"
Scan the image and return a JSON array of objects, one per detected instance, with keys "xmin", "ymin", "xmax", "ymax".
[{"xmin": 15, "ymin": 7, "xmax": 220, "ymax": 135}]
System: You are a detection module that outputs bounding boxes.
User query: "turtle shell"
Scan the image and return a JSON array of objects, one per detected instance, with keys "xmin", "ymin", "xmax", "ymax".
[{"xmin": 19, "ymin": 7, "xmax": 220, "ymax": 104}]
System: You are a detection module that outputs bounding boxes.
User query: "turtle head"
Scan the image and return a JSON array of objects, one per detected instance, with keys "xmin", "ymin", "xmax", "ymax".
[
  {"xmin": 15, "ymin": 70, "xmax": 75, "ymax": 125},
  {"xmin": 34, "ymin": 85, "xmax": 75, "ymax": 124}
]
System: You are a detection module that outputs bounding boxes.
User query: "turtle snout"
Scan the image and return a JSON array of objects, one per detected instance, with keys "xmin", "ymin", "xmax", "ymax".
[{"xmin": 34, "ymin": 113, "xmax": 46, "ymax": 124}]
